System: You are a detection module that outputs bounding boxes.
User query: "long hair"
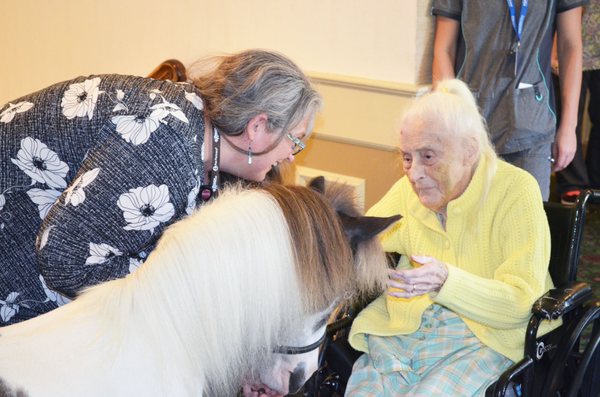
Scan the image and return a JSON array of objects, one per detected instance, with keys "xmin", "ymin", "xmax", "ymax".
[
  {"xmin": 0, "ymin": 183, "xmax": 391, "ymax": 397},
  {"xmin": 119, "ymin": 186, "xmax": 299, "ymax": 396},
  {"xmin": 189, "ymin": 49, "xmax": 322, "ymax": 139},
  {"xmin": 264, "ymin": 182, "xmax": 389, "ymax": 313},
  {"xmin": 86, "ymin": 183, "xmax": 387, "ymax": 396}
]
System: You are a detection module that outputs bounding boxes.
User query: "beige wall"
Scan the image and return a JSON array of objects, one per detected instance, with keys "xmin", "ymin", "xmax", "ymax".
[
  {"xmin": 1, "ymin": 0, "xmax": 433, "ymax": 209},
  {"xmin": 303, "ymin": 74, "xmax": 419, "ymax": 206},
  {"xmin": 294, "ymin": 138, "xmax": 402, "ymax": 210},
  {"xmin": 0, "ymin": 0, "xmax": 433, "ymax": 104}
]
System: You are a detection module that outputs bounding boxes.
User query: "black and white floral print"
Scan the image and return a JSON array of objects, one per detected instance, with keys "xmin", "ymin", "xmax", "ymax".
[
  {"xmin": 112, "ymin": 95, "xmax": 190, "ymax": 145},
  {"xmin": 39, "ymin": 276, "xmax": 71, "ymax": 306},
  {"xmin": 64, "ymin": 168, "xmax": 100, "ymax": 206},
  {"xmin": 186, "ymin": 176, "xmax": 202, "ymax": 215},
  {"xmin": 61, "ymin": 77, "xmax": 102, "ymax": 120},
  {"xmin": 112, "ymin": 112, "xmax": 165, "ymax": 145},
  {"xmin": 0, "ymin": 101, "xmax": 34, "ymax": 123},
  {"xmin": 0, "ymin": 74, "xmax": 206, "ymax": 324},
  {"xmin": 38, "ymin": 225, "xmax": 55, "ymax": 249},
  {"xmin": 0, "ymin": 292, "xmax": 20, "ymax": 322},
  {"xmin": 0, "ymin": 274, "xmax": 71, "ymax": 322},
  {"xmin": 117, "ymin": 184, "xmax": 175, "ymax": 233},
  {"xmin": 85, "ymin": 242, "xmax": 123, "ymax": 265},
  {"xmin": 27, "ymin": 188, "xmax": 61, "ymax": 219},
  {"xmin": 128, "ymin": 257, "xmax": 144, "ymax": 274},
  {"xmin": 11, "ymin": 137, "xmax": 69, "ymax": 189},
  {"xmin": 185, "ymin": 91, "xmax": 204, "ymax": 110}
]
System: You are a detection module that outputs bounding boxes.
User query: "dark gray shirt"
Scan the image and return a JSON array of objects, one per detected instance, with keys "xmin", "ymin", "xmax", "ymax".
[
  {"xmin": 432, "ymin": 0, "xmax": 587, "ymax": 153},
  {"xmin": 0, "ymin": 74, "xmax": 205, "ymax": 324}
]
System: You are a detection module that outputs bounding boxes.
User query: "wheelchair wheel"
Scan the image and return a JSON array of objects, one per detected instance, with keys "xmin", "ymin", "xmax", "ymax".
[{"xmin": 542, "ymin": 301, "xmax": 600, "ymax": 397}]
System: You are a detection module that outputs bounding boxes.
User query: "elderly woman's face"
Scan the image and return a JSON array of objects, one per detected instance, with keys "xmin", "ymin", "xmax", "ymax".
[{"xmin": 399, "ymin": 123, "xmax": 475, "ymax": 213}]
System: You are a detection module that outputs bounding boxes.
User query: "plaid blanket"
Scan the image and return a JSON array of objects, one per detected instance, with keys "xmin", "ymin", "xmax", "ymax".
[{"xmin": 346, "ymin": 304, "xmax": 513, "ymax": 396}]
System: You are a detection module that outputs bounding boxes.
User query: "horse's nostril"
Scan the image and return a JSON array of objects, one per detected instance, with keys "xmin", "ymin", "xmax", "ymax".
[{"xmin": 288, "ymin": 366, "xmax": 307, "ymax": 394}]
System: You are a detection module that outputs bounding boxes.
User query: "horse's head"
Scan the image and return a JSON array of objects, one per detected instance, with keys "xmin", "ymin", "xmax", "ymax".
[{"xmin": 245, "ymin": 177, "xmax": 400, "ymax": 395}]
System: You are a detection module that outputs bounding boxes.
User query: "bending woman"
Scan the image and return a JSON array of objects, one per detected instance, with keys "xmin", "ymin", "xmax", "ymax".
[
  {"xmin": 346, "ymin": 79, "xmax": 558, "ymax": 395},
  {"xmin": 0, "ymin": 49, "xmax": 321, "ymax": 325}
]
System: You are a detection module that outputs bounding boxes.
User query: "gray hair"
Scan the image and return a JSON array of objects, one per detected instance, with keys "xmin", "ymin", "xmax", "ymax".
[{"xmin": 189, "ymin": 49, "xmax": 322, "ymax": 138}]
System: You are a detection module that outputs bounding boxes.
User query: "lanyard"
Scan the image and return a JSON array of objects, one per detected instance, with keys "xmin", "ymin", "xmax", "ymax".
[
  {"xmin": 506, "ymin": 0, "xmax": 528, "ymax": 44},
  {"xmin": 506, "ymin": 0, "xmax": 527, "ymax": 76},
  {"xmin": 199, "ymin": 126, "xmax": 220, "ymax": 202}
]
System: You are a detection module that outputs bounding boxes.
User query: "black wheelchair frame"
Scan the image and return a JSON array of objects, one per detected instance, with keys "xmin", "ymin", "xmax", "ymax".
[{"xmin": 298, "ymin": 189, "xmax": 600, "ymax": 397}]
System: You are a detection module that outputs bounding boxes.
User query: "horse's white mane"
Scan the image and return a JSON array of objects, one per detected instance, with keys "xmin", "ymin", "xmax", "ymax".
[
  {"xmin": 77, "ymin": 186, "xmax": 304, "ymax": 395},
  {"xmin": 0, "ymin": 182, "xmax": 393, "ymax": 397}
]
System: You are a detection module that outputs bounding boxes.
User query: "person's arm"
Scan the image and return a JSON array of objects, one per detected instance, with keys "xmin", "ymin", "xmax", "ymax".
[
  {"xmin": 432, "ymin": 16, "xmax": 460, "ymax": 87},
  {"xmin": 36, "ymin": 131, "xmax": 196, "ymax": 298},
  {"xmin": 432, "ymin": 174, "xmax": 551, "ymax": 328},
  {"xmin": 553, "ymin": 6, "xmax": 583, "ymax": 171}
]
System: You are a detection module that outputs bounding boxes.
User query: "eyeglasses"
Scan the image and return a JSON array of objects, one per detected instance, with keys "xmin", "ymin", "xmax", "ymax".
[{"xmin": 286, "ymin": 133, "xmax": 306, "ymax": 156}]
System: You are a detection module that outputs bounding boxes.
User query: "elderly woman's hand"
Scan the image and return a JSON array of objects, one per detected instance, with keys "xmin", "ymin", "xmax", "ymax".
[{"xmin": 387, "ymin": 255, "xmax": 449, "ymax": 298}]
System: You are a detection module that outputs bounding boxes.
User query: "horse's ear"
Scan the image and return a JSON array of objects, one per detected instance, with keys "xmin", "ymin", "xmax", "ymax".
[
  {"xmin": 308, "ymin": 176, "xmax": 326, "ymax": 194},
  {"xmin": 339, "ymin": 213, "xmax": 401, "ymax": 246}
]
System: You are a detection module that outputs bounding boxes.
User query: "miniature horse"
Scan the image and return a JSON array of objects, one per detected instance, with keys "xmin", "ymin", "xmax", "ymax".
[{"xmin": 0, "ymin": 178, "xmax": 399, "ymax": 397}]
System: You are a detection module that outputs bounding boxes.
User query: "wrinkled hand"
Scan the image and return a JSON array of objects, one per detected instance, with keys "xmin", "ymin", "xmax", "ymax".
[{"xmin": 387, "ymin": 255, "xmax": 448, "ymax": 298}]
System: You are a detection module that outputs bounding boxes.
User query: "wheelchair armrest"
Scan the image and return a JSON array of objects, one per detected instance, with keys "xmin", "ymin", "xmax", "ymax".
[{"xmin": 531, "ymin": 281, "xmax": 592, "ymax": 321}]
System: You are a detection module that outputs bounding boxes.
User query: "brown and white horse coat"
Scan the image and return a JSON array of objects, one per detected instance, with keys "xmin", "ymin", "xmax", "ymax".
[{"xmin": 0, "ymin": 178, "xmax": 399, "ymax": 397}]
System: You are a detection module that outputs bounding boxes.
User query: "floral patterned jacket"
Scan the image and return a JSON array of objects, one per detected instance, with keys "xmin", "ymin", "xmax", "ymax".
[{"xmin": 0, "ymin": 74, "xmax": 206, "ymax": 324}]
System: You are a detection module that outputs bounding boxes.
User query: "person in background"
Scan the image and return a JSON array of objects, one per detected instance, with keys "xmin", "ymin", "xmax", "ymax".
[
  {"xmin": 0, "ymin": 49, "xmax": 321, "ymax": 325},
  {"xmin": 345, "ymin": 79, "xmax": 557, "ymax": 395},
  {"xmin": 554, "ymin": 0, "xmax": 600, "ymax": 204},
  {"xmin": 432, "ymin": 0, "xmax": 586, "ymax": 200}
]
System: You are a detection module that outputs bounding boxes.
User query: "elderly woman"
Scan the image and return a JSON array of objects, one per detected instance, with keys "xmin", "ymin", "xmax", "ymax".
[
  {"xmin": 345, "ymin": 79, "xmax": 558, "ymax": 395},
  {"xmin": 0, "ymin": 49, "xmax": 321, "ymax": 325}
]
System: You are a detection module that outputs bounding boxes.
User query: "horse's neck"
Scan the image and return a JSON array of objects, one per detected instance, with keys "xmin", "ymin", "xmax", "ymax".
[{"xmin": 127, "ymin": 195, "xmax": 305, "ymax": 394}]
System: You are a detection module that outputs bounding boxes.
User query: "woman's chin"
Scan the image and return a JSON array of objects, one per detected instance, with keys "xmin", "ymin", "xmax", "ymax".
[{"xmin": 416, "ymin": 193, "xmax": 444, "ymax": 212}]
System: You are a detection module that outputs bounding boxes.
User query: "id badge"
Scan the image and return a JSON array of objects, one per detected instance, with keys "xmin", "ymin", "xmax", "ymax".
[{"xmin": 504, "ymin": 42, "xmax": 519, "ymax": 78}]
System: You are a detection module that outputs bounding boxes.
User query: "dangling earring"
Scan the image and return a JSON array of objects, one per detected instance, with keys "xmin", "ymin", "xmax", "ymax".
[{"xmin": 247, "ymin": 143, "xmax": 253, "ymax": 165}]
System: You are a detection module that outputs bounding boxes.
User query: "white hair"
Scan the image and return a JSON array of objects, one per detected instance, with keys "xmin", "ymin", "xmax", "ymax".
[
  {"xmin": 0, "ymin": 187, "xmax": 303, "ymax": 396},
  {"xmin": 402, "ymin": 78, "xmax": 498, "ymax": 209},
  {"xmin": 0, "ymin": 183, "xmax": 391, "ymax": 397}
]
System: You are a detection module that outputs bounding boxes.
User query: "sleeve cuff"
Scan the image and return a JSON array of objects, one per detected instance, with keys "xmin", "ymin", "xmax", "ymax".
[{"xmin": 431, "ymin": 8, "xmax": 461, "ymax": 20}]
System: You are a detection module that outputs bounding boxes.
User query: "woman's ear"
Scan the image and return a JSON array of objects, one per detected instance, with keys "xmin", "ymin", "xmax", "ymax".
[
  {"xmin": 463, "ymin": 136, "xmax": 479, "ymax": 166},
  {"xmin": 245, "ymin": 113, "xmax": 269, "ymax": 141}
]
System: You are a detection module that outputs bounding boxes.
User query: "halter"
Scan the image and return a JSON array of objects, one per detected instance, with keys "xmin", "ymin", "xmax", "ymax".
[{"xmin": 273, "ymin": 331, "xmax": 327, "ymax": 355}]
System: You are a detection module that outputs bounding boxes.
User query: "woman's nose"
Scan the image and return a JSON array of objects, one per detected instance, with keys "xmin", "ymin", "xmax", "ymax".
[{"xmin": 407, "ymin": 162, "xmax": 425, "ymax": 182}]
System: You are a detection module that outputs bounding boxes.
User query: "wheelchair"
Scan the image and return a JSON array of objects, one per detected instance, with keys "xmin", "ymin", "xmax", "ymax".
[{"xmin": 299, "ymin": 189, "xmax": 600, "ymax": 397}]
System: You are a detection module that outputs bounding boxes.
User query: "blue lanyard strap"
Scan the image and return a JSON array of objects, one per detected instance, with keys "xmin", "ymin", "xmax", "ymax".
[{"xmin": 506, "ymin": 0, "xmax": 528, "ymax": 43}]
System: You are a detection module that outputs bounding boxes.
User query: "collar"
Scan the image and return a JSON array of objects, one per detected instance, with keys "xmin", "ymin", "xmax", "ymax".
[{"xmin": 406, "ymin": 156, "xmax": 489, "ymax": 231}]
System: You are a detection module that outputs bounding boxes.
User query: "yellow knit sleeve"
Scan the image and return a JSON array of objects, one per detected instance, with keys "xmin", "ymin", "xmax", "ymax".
[{"xmin": 433, "ymin": 170, "xmax": 551, "ymax": 328}]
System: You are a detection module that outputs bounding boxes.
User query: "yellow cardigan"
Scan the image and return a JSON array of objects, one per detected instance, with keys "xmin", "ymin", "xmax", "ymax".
[{"xmin": 349, "ymin": 158, "xmax": 558, "ymax": 362}]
